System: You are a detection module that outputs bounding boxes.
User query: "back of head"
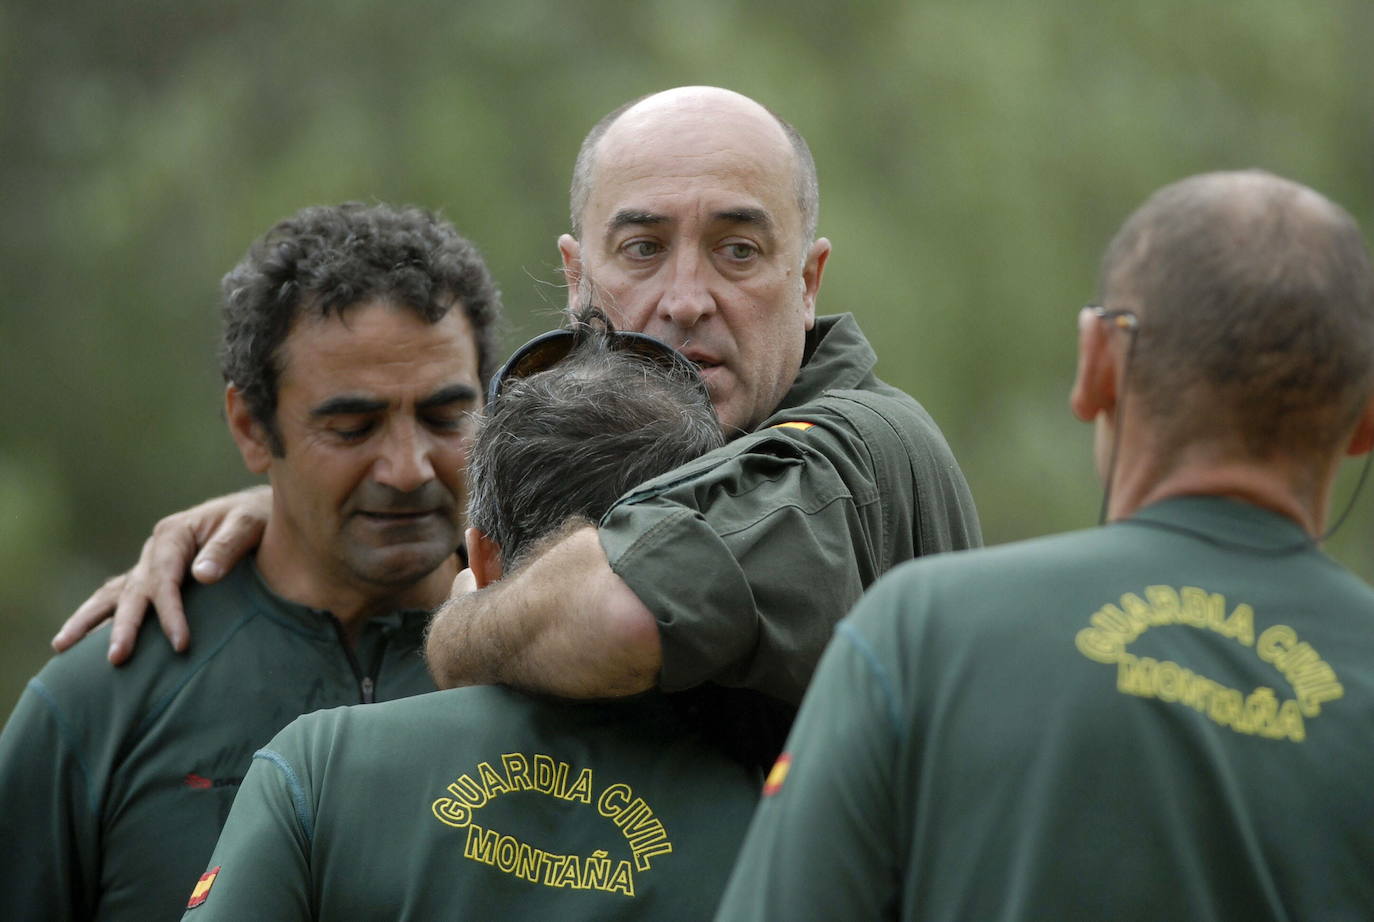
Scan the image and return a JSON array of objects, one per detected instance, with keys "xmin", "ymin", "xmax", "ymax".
[
  {"xmin": 1100, "ymin": 170, "xmax": 1374, "ymax": 468},
  {"xmin": 220, "ymin": 202, "xmax": 502, "ymax": 452},
  {"xmin": 467, "ymin": 309, "xmax": 724, "ymax": 570}
]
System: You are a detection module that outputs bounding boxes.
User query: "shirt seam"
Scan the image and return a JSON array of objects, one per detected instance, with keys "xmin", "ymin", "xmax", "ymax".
[
  {"xmin": 135, "ymin": 610, "xmax": 263, "ymax": 738},
  {"xmin": 253, "ymin": 747, "xmax": 315, "ymax": 842},
  {"xmin": 836, "ymin": 621, "xmax": 901, "ymax": 737},
  {"xmin": 26, "ymin": 678, "xmax": 99, "ymax": 817}
]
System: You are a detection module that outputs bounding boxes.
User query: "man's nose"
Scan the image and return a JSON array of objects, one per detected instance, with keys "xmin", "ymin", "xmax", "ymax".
[
  {"xmin": 658, "ymin": 249, "xmax": 716, "ymax": 329},
  {"xmin": 373, "ymin": 421, "xmax": 435, "ymax": 493}
]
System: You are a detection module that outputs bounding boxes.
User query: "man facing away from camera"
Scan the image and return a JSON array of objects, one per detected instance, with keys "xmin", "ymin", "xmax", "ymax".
[
  {"xmin": 715, "ymin": 170, "xmax": 1374, "ymax": 921},
  {"xmin": 179, "ymin": 311, "xmax": 761, "ymax": 920},
  {"xmin": 0, "ymin": 203, "xmax": 501, "ymax": 920}
]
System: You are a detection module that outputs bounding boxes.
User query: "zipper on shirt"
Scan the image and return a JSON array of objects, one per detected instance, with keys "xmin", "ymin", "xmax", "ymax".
[{"xmin": 326, "ymin": 615, "xmax": 387, "ymax": 704}]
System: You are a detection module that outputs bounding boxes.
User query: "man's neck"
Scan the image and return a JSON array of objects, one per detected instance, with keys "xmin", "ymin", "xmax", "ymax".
[
  {"xmin": 255, "ymin": 528, "xmax": 458, "ymax": 640},
  {"xmin": 1106, "ymin": 440, "xmax": 1330, "ymax": 536}
]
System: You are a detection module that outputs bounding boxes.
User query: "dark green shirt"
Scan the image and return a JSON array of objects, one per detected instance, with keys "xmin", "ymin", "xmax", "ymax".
[
  {"xmin": 717, "ymin": 497, "xmax": 1374, "ymax": 921},
  {"xmin": 0, "ymin": 560, "xmax": 434, "ymax": 921},
  {"xmin": 600, "ymin": 313, "xmax": 981, "ymax": 705},
  {"xmin": 179, "ymin": 687, "xmax": 761, "ymax": 920}
]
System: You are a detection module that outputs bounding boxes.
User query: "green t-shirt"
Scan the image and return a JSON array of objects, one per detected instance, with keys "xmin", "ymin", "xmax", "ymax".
[
  {"xmin": 717, "ymin": 497, "xmax": 1374, "ymax": 921},
  {"xmin": 600, "ymin": 313, "xmax": 981, "ymax": 706},
  {"xmin": 180, "ymin": 687, "xmax": 761, "ymax": 920},
  {"xmin": 0, "ymin": 559, "xmax": 435, "ymax": 921}
]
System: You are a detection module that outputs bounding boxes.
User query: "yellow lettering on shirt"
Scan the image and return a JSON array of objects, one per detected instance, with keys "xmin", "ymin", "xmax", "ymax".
[
  {"xmin": 1075, "ymin": 586, "xmax": 1342, "ymax": 742},
  {"xmin": 431, "ymin": 752, "xmax": 675, "ymax": 898}
]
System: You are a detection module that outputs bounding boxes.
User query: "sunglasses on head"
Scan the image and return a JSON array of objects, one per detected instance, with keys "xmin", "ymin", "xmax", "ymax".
[{"xmin": 486, "ymin": 327, "xmax": 705, "ymax": 405}]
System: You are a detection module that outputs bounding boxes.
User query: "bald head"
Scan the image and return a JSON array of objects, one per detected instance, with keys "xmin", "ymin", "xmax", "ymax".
[
  {"xmin": 1101, "ymin": 169, "xmax": 1374, "ymax": 463},
  {"xmin": 569, "ymin": 87, "xmax": 820, "ymax": 243}
]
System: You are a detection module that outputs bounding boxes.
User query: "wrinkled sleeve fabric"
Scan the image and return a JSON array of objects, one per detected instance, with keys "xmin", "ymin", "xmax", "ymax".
[
  {"xmin": 0, "ymin": 678, "xmax": 101, "ymax": 922},
  {"xmin": 600, "ymin": 389, "xmax": 977, "ymax": 704},
  {"xmin": 713, "ymin": 583, "xmax": 906, "ymax": 921},
  {"xmin": 182, "ymin": 730, "xmax": 313, "ymax": 921}
]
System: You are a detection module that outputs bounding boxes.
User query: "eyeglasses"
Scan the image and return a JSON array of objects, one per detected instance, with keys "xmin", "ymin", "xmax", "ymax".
[
  {"xmin": 1087, "ymin": 305, "xmax": 1139, "ymax": 332},
  {"xmin": 486, "ymin": 327, "xmax": 704, "ymax": 405}
]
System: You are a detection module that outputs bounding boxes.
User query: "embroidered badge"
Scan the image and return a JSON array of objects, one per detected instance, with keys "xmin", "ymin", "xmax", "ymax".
[
  {"xmin": 186, "ymin": 866, "xmax": 220, "ymax": 909},
  {"xmin": 762, "ymin": 753, "xmax": 791, "ymax": 796},
  {"xmin": 770, "ymin": 421, "xmax": 814, "ymax": 431}
]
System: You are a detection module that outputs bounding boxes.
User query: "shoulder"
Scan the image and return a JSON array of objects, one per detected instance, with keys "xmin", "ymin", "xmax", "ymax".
[
  {"xmin": 24, "ymin": 562, "xmax": 269, "ymax": 727},
  {"xmin": 841, "ymin": 527, "xmax": 1109, "ymax": 644},
  {"xmin": 869, "ymin": 527, "xmax": 1107, "ymax": 598},
  {"xmin": 271, "ymin": 686, "xmax": 525, "ymax": 753}
]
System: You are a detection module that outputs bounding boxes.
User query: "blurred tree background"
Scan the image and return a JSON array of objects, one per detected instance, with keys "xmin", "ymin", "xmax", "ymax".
[{"xmin": 4, "ymin": 0, "xmax": 1372, "ymax": 712}]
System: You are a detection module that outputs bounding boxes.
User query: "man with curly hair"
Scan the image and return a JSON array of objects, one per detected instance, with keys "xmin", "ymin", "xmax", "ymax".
[{"xmin": 0, "ymin": 202, "xmax": 501, "ymax": 921}]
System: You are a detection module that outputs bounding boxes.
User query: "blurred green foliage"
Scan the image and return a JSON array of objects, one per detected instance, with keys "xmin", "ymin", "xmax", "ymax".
[{"xmin": 4, "ymin": 0, "xmax": 1373, "ymax": 713}]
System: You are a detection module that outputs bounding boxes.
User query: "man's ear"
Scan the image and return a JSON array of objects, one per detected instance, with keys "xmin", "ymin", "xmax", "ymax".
[
  {"xmin": 800, "ymin": 238, "xmax": 831, "ymax": 331},
  {"xmin": 465, "ymin": 526, "xmax": 504, "ymax": 589},
  {"xmin": 558, "ymin": 234, "xmax": 582, "ymax": 311},
  {"xmin": 1345, "ymin": 394, "xmax": 1374, "ymax": 456},
  {"xmin": 225, "ymin": 385, "xmax": 274, "ymax": 474},
  {"xmin": 1069, "ymin": 308, "xmax": 1118, "ymax": 423}
]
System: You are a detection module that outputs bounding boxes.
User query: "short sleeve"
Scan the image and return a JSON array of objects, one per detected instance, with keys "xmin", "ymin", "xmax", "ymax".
[
  {"xmin": 713, "ymin": 601, "xmax": 904, "ymax": 920},
  {"xmin": 181, "ymin": 727, "xmax": 315, "ymax": 920},
  {"xmin": 0, "ymin": 678, "xmax": 102, "ymax": 921}
]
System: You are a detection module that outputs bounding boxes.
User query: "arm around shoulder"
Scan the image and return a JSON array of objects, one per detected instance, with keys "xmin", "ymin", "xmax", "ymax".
[{"xmin": 425, "ymin": 523, "xmax": 661, "ymax": 697}]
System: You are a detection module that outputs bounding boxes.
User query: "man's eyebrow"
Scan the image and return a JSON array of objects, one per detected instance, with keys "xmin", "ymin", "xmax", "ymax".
[
  {"xmin": 713, "ymin": 207, "xmax": 773, "ymax": 232},
  {"xmin": 311, "ymin": 395, "xmax": 388, "ymax": 417},
  {"xmin": 607, "ymin": 210, "xmax": 668, "ymax": 233},
  {"xmin": 309, "ymin": 385, "xmax": 477, "ymax": 419},
  {"xmin": 418, "ymin": 383, "xmax": 479, "ymax": 409}
]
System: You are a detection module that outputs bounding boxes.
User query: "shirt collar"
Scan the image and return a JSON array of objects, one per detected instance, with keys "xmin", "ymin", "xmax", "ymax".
[
  {"xmin": 771, "ymin": 313, "xmax": 876, "ymax": 416},
  {"xmin": 1126, "ymin": 495, "xmax": 1313, "ymax": 552}
]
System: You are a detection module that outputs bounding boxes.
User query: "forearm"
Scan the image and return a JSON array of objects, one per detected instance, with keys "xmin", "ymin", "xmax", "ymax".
[{"xmin": 425, "ymin": 524, "xmax": 661, "ymax": 696}]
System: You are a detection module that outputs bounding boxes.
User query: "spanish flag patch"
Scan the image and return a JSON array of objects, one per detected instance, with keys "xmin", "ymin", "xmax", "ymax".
[
  {"xmin": 762, "ymin": 753, "xmax": 792, "ymax": 796},
  {"xmin": 770, "ymin": 421, "xmax": 815, "ymax": 431},
  {"xmin": 186, "ymin": 866, "xmax": 220, "ymax": 909}
]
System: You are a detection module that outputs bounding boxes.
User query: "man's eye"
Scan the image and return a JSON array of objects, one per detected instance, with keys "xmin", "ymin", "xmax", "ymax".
[
  {"xmin": 623, "ymin": 240, "xmax": 663, "ymax": 259},
  {"xmin": 334, "ymin": 422, "xmax": 374, "ymax": 441},
  {"xmin": 720, "ymin": 242, "xmax": 758, "ymax": 260},
  {"xmin": 423, "ymin": 413, "xmax": 465, "ymax": 432}
]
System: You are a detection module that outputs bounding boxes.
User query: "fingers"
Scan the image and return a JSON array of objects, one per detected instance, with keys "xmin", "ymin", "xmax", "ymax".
[
  {"xmin": 449, "ymin": 568, "xmax": 478, "ymax": 598},
  {"xmin": 51, "ymin": 574, "xmax": 125, "ymax": 652},
  {"xmin": 52, "ymin": 486, "xmax": 272, "ymax": 662},
  {"xmin": 190, "ymin": 488, "xmax": 271, "ymax": 584},
  {"xmin": 105, "ymin": 524, "xmax": 194, "ymax": 662}
]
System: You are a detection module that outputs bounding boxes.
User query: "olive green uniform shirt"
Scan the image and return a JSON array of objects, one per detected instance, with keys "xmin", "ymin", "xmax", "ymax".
[
  {"xmin": 0, "ymin": 559, "xmax": 435, "ymax": 921},
  {"xmin": 180, "ymin": 687, "xmax": 761, "ymax": 920},
  {"xmin": 600, "ymin": 313, "xmax": 981, "ymax": 706},
  {"xmin": 717, "ymin": 497, "xmax": 1374, "ymax": 921}
]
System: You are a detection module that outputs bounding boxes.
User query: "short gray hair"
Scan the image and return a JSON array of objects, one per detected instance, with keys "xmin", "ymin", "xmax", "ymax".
[
  {"xmin": 467, "ymin": 308, "xmax": 724, "ymax": 570},
  {"xmin": 1100, "ymin": 170, "xmax": 1374, "ymax": 466}
]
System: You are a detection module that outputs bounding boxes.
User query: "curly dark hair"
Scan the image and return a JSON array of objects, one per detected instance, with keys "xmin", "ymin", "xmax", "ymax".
[{"xmin": 219, "ymin": 202, "xmax": 502, "ymax": 454}]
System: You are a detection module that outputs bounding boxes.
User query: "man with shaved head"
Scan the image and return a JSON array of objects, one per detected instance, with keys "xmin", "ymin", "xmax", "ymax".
[
  {"xmin": 717, "ymin": 170, "xmax": 1374, "ymax": 920},
  {"xmin": 60, "ymin": 87, "xmax": 980, "ymax": 751}
]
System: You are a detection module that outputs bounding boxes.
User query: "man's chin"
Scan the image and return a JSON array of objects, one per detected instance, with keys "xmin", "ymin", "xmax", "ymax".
[{"xmin": 344, "ymin": 537, "xmax": 459, "ymax": 588}]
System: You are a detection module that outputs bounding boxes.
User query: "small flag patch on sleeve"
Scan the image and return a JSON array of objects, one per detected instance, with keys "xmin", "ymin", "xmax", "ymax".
[
  {"xmin": 762, "ymin": 753, "xmax": 792, "ymax": 796},
  {"xmin": 186, "ymin": 866, "xmax": 220, "ymax": 909},
  {"xmin": 770, "ymin": 421, "xmax": 815, "ymax": 431}
]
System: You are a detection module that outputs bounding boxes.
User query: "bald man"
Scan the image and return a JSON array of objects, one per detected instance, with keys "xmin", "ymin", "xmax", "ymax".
[
  {"xmin": 716, "ymin": 171, "xmax": 1374, "ymax": 920},
  {"xmin": 61, "ymin": 87, "xmax": 980, "ymax": 754}
]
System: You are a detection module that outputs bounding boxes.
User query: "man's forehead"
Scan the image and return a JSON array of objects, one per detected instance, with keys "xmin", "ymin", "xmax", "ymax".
[
  {"xmin": 585, "ymin": 120, "xmax": 800, "ymax": 239},
  {"xmin": 280, "ymin": 301, "xmax": 481, "ymax": 389}
]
